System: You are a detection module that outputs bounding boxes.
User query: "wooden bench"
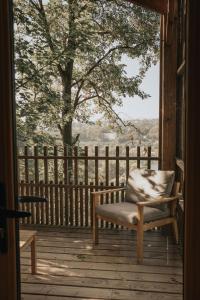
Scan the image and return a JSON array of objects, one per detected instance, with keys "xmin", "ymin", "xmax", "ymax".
[{"xmin": 20, "ymin": 230, "xmax": 37, "ymax": 274}]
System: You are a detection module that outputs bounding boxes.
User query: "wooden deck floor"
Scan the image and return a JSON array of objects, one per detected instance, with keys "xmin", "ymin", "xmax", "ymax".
[{"xmin": 20, "ymin": 227, "xmax": 183, "ymax": 300}]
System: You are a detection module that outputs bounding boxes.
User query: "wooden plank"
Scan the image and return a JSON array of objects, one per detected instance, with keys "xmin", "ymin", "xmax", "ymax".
[
  {"xmin": 20, "ymin": 230, "xmax": 37, "ymax": 275},
  {"xmin": 74, "ymin": 146, "xmax": 78, "ymax": 226},
  {"xmin": 69, "ymin": 181, "xmax": 74, "ymax": 226},
  {"xmin": 43, "ymin": 146, "xmax": 49, "ymax": 225},
  {"xmin": 21, "ymin": 263, "xmax": 182, "ymax": 283},
  {"xmin": 84, "ymin": 146, "xmax": 89, "ymax": 227},
  {"xmin": 160, "ymin": 14, "xmax": 177, "ymax": 170},
  {"xmin": 23, "ymin": 227, "xmax": 178, "ymax": 242},
  {"xmin": 21, "ymin": 295, "xmax": 102, "ymax": 300},
  {"xmin": 137, "ymin": 146, "xmax": 140, "ymax": 168},
  {"xmin": 39, "ymin": 180, "xmax": 45, "ymax": 224},
  {"xmin": 22, "ymin": 274, "xmax": 182, "ymax": 295},
  {"xmin": 184, "ymin": 0, "xmax": 200, "ymax": 298},
  {"xmin": 99, "ymin": 182, "xmax": 105, "ymax": 228},
  {"xmin": 21, "ymin": 248, "xmax": 182, "ymax": 265},
  {"xmin": 115, "ymin": 146, "xmax": 120, "ymax": 204},
  {"xmin": 147, "ymin": 146, "xmax": 151, "ymax": 169},
  {"xmin": 21, "ymin": 273, "xmax": 182, "ymax": 294},
  {"xmin": 105, "ymin": 146, "xmax": 109, "ymax": 203},
  {"xmin": 34, "ymin": 146, "xmax": 40, "ymax": 224},
  {"xmin": 126, "ymin": 146, "xmax": 129, "ymax": 181},
  {"xmin": 30, "ymin": 180, "xmax": 35, "ymax": 224},
  {"xmin": 90, "ymin": 182, "xmax": 94, "ymax": 227},
  {"xmin": 79, "ymin": 182, "xmax": 83, "ymax": 227},
  {"xmin": 22, "ymin": 235, "xmax": 180, "ymax": 250},
  {"xmin": 21, "ymin": 282, "xmax": 182, "ymax": 300},
  {"xmin": 64, "ymin": 146, "xmax": 69, "ymax": 226},
  {"xmin": 49, "ymin": 181, "xmax": 54, "ymax": 225},
  {"xmin": 54, "ymin": 146, "xmax": 59, "ymax": 225},
  {"xmin": 24, "ymin": 146, "xmax": 30, "ymax": 224},
  {"xmin": 20, "ymin": 180, "xmax": 25, "ymax": 225},
  {"xmin": 23, "ymin": 240, "xmax": 180, "ymax": 255},
  {"xmin": 59, "ymin": 181, "xmax": 64, "ymax": 226},
  {"xmin": 95, "ymin": 146, "xmax": 99, "ymax": 189}
]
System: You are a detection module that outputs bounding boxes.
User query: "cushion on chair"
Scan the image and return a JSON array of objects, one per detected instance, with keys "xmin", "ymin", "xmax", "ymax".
[
  {"xmin": 125, "ymin": 169, "xmax": 175, "ymax": 211},
  {"xmin": 96, "ymin": 202, "xmax": 170, "ymax": 225}
]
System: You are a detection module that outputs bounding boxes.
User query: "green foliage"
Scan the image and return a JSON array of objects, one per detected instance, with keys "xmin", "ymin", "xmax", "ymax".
[{"xmin": 14, "ymin": 0, "xmax": 160, "ymax": 146}]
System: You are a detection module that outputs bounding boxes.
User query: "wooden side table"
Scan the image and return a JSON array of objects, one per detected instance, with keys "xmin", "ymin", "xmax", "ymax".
[{"xmin": 20, "ymin": 230, "xmax": 37, "ymax": 274}]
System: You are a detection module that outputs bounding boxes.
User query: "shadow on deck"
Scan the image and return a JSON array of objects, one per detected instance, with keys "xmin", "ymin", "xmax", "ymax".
[{"xmin": 20, "ymin": 227, "xmax": 183, "ymax": 300}]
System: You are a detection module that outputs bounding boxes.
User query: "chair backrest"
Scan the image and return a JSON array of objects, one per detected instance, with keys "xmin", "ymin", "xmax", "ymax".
[{"xmin": 125, "ymin": 169, "xmax": 175, "ymax": 211}]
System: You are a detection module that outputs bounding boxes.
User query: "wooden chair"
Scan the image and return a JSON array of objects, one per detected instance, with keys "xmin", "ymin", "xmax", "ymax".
[{"xmin": 92, "ymin": 169, "xmax": 180, "ymax": 263}]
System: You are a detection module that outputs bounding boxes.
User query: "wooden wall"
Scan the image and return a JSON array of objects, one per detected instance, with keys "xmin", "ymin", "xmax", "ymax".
[{"xmin": 184, "ymin": 0, "xmax": 200, "ymax": 298}]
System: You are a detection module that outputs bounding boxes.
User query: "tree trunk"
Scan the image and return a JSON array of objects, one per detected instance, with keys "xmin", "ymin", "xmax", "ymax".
[
  {"xmin": 60, "ymin": 0, "xmax": 77, "ymax": 147},
  {"xmin": 63, "ymin": 120, "xmax": 72, "ymax": 147}
]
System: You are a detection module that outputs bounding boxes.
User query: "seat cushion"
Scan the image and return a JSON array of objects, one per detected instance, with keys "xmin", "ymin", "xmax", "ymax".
[
  {"xmin": 125, "ymin": 169, "xmax": 175, "ymax": 211},
  {"xmin": 96, "ymin": 202, "xmax": 170, "ymax": 225}
]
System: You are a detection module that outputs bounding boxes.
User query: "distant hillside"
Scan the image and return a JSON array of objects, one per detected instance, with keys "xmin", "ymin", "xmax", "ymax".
[
  {"xmin": 73, "ymin": 119, "xmax": 159, "ymax": 148},
  {"xmin": 18, "ymin": 119, "xmax": 159, "ymax": 155}
]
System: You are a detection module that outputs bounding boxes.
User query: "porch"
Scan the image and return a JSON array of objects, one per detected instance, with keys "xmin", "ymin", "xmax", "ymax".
[{"xmin": 20, "ymin": 227, "xmax": 182, "ymax": 300}]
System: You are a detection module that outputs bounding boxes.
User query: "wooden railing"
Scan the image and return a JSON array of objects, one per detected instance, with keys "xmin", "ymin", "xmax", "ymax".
[{"xmin": 18, "ymin": 145, "xmax": 159, "ymax": 228}]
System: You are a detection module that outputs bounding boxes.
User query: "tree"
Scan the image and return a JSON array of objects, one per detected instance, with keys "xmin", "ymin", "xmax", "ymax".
[{"xmin": 14, "ymin": 0, "xmax": 159, "ymax": 147}]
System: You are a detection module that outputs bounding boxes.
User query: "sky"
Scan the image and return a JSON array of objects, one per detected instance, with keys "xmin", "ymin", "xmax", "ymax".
[{"xmin": 114, "ymin": 58, "xmax": 160, "ymax": 120}]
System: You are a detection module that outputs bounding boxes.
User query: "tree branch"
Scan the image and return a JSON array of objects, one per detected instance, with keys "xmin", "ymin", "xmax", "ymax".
[
  {"xmin": 29, "ymin": 0, "xmax": 64, "ymax": 76},
  {"xmin": 71, "ymin": 43, "xmax": 144, "ymax": 88},
  {"xmin": 89, "ymin": 83, "xmax": 142, "ymax": 134},
  {"xmin": 15, "ymin": 51, "xmax": 65, "ymax": 91},
  {"xmin": 74, "ymin": 94, "xmax": 99, "ymax": 109}
]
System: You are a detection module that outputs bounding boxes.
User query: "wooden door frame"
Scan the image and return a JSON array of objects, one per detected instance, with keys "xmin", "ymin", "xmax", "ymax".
[
  {"xmin": 184, "ymin": 0, "xmax": 200, "ymax": 298},
  {"xmin": 1, "ymin": 0, "xmax": 200, "ymax": 299},
  {"xmin": 0, "ymin": 1, "xmax": 19, "ymax": 299}
]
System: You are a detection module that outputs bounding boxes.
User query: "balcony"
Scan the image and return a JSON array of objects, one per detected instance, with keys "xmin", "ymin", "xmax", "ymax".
[
  {"xmin": 18, "ymin": 145, "xmax": 183, "ymax": 300},
  {"xmin": 20, "ymin": 227, "xmax": 182, "ymax": 300}
]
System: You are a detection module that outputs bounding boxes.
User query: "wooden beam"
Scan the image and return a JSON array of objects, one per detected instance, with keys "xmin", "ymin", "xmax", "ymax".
[
  {"xmin": 165, "ymin": 0, "xmax": 178, "ymax": 45},
  {"xmin": 0, "ymin": 1, "xmax": 18, "ymax": 299},
  {"xmin": 160, "ymin": 14, "xmax": 177, "ymax": 170},
  {"xmin": 127, "ymin": 0, "xmax": 168, "ymax": 14},
  {"xmin": 184, "ymin": 0, "xmax": 200, "ymax": 298}
]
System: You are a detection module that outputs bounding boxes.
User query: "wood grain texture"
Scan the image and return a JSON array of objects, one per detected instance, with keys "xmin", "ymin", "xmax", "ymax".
[
  {"xmin": 160, "ymin": 14, "xmax": 177, "ymax": 170},
  {"xmin": 0, "ymin": 1, "xmax": 18, "ymax": 299},
  {"xmin": 184, "ymin": 0, "xmax": 200, "ymax": 298},
  {"xmin": 20, "ymin": 228, "xmax": 182, "ymax": 300}
]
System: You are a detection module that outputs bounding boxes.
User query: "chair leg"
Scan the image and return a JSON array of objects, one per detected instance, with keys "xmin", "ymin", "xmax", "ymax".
[
  {"xmin": 172, "ymin": 220, "xmax": 179, "ymax": 244},
  {"xmin": 93, "ymin": 214, "xmax": 99, "ymax": 244},
  {"xmin": 136, "ymin": 225, "xmax": 144, "ymax": 264}
]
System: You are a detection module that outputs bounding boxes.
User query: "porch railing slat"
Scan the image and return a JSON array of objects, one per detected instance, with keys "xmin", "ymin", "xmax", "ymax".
[
  {"xmin": 59, "ymin": 180, "xmax": 64, "ymax": 226},
  {"xmin": 84, "ymin": 146, "xmax": 89, "ymax": 227},
  {"xmin": 44, "ymin": 146, "xmax": 49, "ymax": 225},
  {"xmin": 137, "ymin": 146, "xmax": 141, "ymax": 168},
  {"xmin": 54, "ymin": 146, "xmax": 59, "ymax": 225},
  {"xmin": 34, "ymin": 146, "xmax": 40, "ymax": 224},
  {"xmin": 64, "ymin": 146, "xmax": 69, "ymax": 226},
  {"xmin": 80, "ymin": 182, "xmax": 83, "ymax": 227},
  {"xmin": 74, "ymin": 146, "xmax": 78, "ymax": 226},
  {"xmin": 148, "ymin": 146, "xmax": 152, "ymax": 169},
  {"xmin": 24, "ymin": 146, "xmax": 31, "ymax": 224},
  {"xmin": 105, "ymin": 146, "xmax": 109, "ymax": 228}
]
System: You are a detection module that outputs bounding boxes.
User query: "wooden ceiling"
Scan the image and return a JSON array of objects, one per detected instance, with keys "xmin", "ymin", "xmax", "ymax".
[{"xmin": 127, "ymin": 0, "xmax": 168, "ymax": 14}]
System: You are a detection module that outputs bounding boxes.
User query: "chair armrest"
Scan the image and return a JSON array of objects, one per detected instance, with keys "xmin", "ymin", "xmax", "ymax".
[
  {"xmin": 91, "ymin": 187, "xmax": 126, "ymax": 196},
  {"xmin": 92, "ymin": 188, "xmax": 126, "ymax": 205},
  {"xmin": 18, "ymin": 196, "xmax": 48, "ymax": 203},
  {"xmin": 136, "ymin": 194, "xmax": 181, "ymax": 207}
]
